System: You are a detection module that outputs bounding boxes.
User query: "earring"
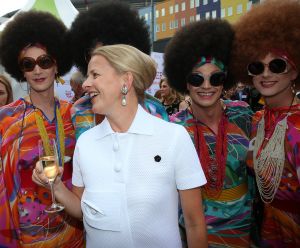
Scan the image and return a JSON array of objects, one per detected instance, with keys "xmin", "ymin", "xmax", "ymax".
[
  {"xmin": 55, "ymin": 74, "xmax": 65, "ymax": 84},
  {"xmin": 121, "ymin": 84, "xmax": 128, "ymax": 106},
  {"xmin": 291, "ymin": 82, "xmax": 296, "ymax": 94}
]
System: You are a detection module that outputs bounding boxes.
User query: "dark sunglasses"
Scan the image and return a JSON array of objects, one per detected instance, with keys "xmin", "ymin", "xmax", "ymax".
[
  {"xmin": 19, "ymin": 54, "xmax": 55, "ymax": 72},
  {"xmin": 247, "ymin": 58, "xmax": 288, "ymax": 76},
  {"xmin": 186, "ymin": 71, "xmax": 227, "ymax": 87}
]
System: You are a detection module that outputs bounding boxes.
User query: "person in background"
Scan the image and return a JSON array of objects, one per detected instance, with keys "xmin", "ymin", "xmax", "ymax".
[
  {"xmin": 164, "ymin": 19, "xmax": 254, "ymax": 247},
  {"xmin": 33, "ymin": 44, "xmax": 208, "ymax": 248},
  {"xmin": 159, "ymin": 76, "xmax": 188, "ymax": 115},
  {"xmin": 68, "ymin": 0, "xmax": 168, "ymax": 139},
  {"xmin": 232, "ymin": 82, "xmax": 251, "ymax": 103},
  {"xmin": 221, "ymin": 86, "xmax": 236, "ymax": 101},
  {"xmin": 0, "ymin": 11, "xmax": 83, "ymax": 247},
  {"xmin": 0, "ymin": 74, "xmax": 13, "ymax": 106},
  {"xmin": 231, "ymin": 0, "xmax": 300, "ymax": 246},
  {"xmin": 70, "ymin": 71, "xmax": 85, "ymax": 103},
  {"xmin": 154, "ymin": 88, "xmax": 162, "ymax": 101}
]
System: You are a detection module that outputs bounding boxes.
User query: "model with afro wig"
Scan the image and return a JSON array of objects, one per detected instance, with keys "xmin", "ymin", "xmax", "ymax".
[
  {"xmin": 231, "ymin": 1, "xmax": 300, "ymax": 247},
  {"xmin": 166, "ymin": 18, "xmax": 254, "ymax": 248},
  {"xmin": 0, "ymin": 10, "xmax": 72, "ymax": 81},
  {"xmin": 231, "ymin": 0, "xmax": 300, "ymax": 86},
  {"xmin": 164, "ymin": 19, "xmax": 235, "ymax": 93},
  {"xmin": 0, "ymin": 10, "xmax": 84, "ymax": 248},
  {"xmin": 68, "ymin": 0, "xmax": 150, "ymax": 75},
  {"xmin": 68, "ymin": 0, "xmax": 168, "ymax": 140}
]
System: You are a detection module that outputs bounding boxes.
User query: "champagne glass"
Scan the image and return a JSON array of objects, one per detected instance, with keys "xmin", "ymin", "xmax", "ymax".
[{"xmin": 38, "ymin": 138, "xmax": 64, "ymax": 213}]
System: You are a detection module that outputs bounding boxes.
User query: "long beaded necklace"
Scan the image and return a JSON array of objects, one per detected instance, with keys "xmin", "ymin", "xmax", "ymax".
[
  {"xmin": 193, "ymin": 111, "xmax": 228, "ymax": 198},
  {"xmin": 253, "ymin": 97, "xmax": 296, "ymax": 203},
  {"xmin": 30, "ymin": 96, "xmax": 65, "ymax": 167}
]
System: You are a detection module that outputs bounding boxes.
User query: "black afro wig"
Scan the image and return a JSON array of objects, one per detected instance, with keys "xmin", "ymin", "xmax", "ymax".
[
  {"xmin": 0, "ymin": 10, "xmax": 71, "ymax": 81},
  {"xmin": 164, "ymin": 19, "xmax": 235, "ymax": 93},
  {"xmin": 68, "ymin": 0, "xmax": 151, "ymax": 75}
]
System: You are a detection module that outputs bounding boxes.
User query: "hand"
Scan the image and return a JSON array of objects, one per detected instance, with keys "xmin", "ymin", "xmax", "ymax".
[{"xmin": 32, "ymin": 161, "xmax": 63, "ymax": 189}]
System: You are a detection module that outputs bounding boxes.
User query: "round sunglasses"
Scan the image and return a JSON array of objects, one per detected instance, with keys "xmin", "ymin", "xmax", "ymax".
[
  {"xmin": 186, "ymin": 71, "xmax": 227, "ymax": 87},
  {"xmin": 19, "ymin": 54, "xmax": 55, "ymax": 72},
  {"xmin": 247, "ymin": 58, "xmax": 288, "ymax": 76}
]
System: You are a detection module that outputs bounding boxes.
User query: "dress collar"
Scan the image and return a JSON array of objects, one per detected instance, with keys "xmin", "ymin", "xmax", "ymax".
[{"xmin": 95, "ymin": 104, "xmax": 154, "ymax": 140}]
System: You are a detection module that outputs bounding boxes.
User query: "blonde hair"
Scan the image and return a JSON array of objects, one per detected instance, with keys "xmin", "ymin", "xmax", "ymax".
[
  {"xmin": 0, "ymin": 74, "xmax": 13, "ymax": 104},
  {"xmin": 159, "ymin": 76, "xmax": 184, "ymax": 104},
  {"xmin": 91, "ymin": 44, "xmax": 157, "ymax": 101}
]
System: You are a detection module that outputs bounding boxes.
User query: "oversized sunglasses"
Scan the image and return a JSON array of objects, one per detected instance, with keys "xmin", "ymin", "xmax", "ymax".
[
  {"xmin": 186, "ymin": 71, "xmax": 227, "ymax": 87},
  {"xmin": 247, "ymin": 58, "xmax": 288, "ymax": 76},
  {"xmin": 19, "ymin": 54, "xmax": 55, "ymax": 72}
]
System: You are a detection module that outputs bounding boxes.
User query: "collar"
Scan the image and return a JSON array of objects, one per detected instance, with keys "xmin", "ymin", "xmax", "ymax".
[{"xmin": 95, "ymin": 104, "xmax": 154, "ymax": 140}]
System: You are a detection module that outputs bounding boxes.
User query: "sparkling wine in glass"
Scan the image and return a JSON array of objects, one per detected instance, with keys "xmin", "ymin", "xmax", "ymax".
[{"xmin": 38, "ymin": 138, "xmax": 64, "ymax": 213}]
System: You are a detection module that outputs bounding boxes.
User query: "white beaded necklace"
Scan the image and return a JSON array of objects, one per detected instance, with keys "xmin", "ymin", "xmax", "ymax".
[{"xmin": 253, "ymin": 114, "xmax": 289, "ymax": 203}]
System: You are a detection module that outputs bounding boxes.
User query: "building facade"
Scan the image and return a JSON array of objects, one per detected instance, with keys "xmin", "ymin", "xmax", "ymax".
[{"xmin": 139, "ymin": 0, "xmax": 260, "ymax": 50}]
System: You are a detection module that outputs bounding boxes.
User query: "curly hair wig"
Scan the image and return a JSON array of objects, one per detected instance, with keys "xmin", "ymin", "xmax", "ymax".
[
  {"xmin": 0, "ymin": 11, "xmax": 71, "ymax": 81},
  {"xmin": 164, "ymin": 19, "xmax": 235, "ymax": 93},
  {"xmin": 230, "ymin": 0, "xmax": 300, "ymax": 85},
  {"xmin": 68, "ymin": 0, "xmax": 151, "ymax": 75}
]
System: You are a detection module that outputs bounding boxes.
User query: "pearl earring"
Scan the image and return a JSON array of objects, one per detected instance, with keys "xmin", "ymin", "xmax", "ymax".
[{"xmin": 121, "ymin": 84, "xmax": 128, "ymax": 106}]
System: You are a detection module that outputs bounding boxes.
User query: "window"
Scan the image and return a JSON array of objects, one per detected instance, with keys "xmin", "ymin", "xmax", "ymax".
[
  {"xmin": 162, "ymin": 23, "xmax": 166, "ymax": 32},
  {"xmin": 205, "ymin": 12, "xmax": 210, "ymax": 19},
  {"xmin": 161, "ymin": 8, "xmax": 165, "ymax": 17},
  {"xmin": 212, "ymin": 10, "xmax": 217, "ymax": 19},
  {"xmin": 196, "ymin": 14, "xmax": 200, "ymax": 21},
  {"xmin": 181, "ymin": 18, "xmax": 186, "ymax": 27},
  {"xmin": 195, "ymin": 0, "xmax": 199, "ymax": 7},
  {"xmin": 237, "ymin": 4, "xmax": 243, "ymax": 14},
  {"xmin": 174, "ymin": 19, "xmax": 178, "ymax": 28},
  {"xmin": 247, "ymin": 2, "xmax": 252, "ymax": 11},
  {"xmin": 144, "ymin": 13, "xmax": 148, "ymax": 21},
  {"xmin": 190, "ymin": 0, "xmax": 194, "ymax": 9},
  {"xmin": 155, "ymin": 10, "xmax": 159, "ymax": 18},
  {"xmin": 181, "ymin": 2, "xmax": 186, "ymax": 11},
  {"xmin": 228, "ymin": 6, "xmax": 233, "ymax": 17},
  {"xmin": 169, "ymin": 20, "xmax": 174, "ymax": 29},
  {"xmin": 221, "ymin": 8, "xmax": 225, "ymax": 18},
  {"xmin": 156, "ymin": 24, "xmax": 160, "ymax": 32},
  {"xmin": 169, "ymin": 5, "xmax": 174, "ymax": 14},
  {"xmin": 190, "ymin": 15, "xmax": 195, "ymax": 23},
  {"xmin": 203, "ymin": 0, "xmax": 208, "ymax": 5},
  {"xmin": 175, "ymin": 4, "xmax": 179, "ymax": 13}
]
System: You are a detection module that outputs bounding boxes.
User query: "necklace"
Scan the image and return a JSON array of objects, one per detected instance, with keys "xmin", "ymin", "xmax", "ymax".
[
  {"xmin": 194, "ymin": 112, "xmax": 228, "ymax": 198},
  {"xmin": 30, "ymin": 95, "xmax": 65, "ymax": 167},
  {"xmin": 253, "ymin": 115, "xmax": 287, "ymax": 203},
  {"xmin": 253, "ymin": 97, "xmax": 296, "ymax": 203}
]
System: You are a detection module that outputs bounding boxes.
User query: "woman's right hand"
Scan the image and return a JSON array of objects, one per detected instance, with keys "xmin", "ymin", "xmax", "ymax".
[{"xmin": 32, "ymin": 160, "xmax": 63, "ymax": 189}]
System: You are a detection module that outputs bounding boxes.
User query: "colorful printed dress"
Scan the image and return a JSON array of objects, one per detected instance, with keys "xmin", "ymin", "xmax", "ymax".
[
  {"xmin": 71, "ymin": 93, "xmax": 169, "ymax": 139},
  {"xmin": 247, "ymin": 103, "xmax": 300, "ymax": 247},
  {"xmin": 171, "ymin": 100, "xmax": 254, "ymax": 248},
  {"xmin": 0, "ymin": 98, "xmax": 84, "ymax": 247}
]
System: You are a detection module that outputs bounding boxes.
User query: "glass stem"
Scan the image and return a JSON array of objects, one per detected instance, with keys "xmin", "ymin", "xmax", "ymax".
[{"xmin": 49, "ymin": 181, "xmax": 57, "ymax": 205}]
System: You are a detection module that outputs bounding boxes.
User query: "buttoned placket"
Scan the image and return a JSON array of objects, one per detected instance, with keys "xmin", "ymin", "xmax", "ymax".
[{"xmin": 111, "ymin": 132, "xmax": 133, "ymax": 184}]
